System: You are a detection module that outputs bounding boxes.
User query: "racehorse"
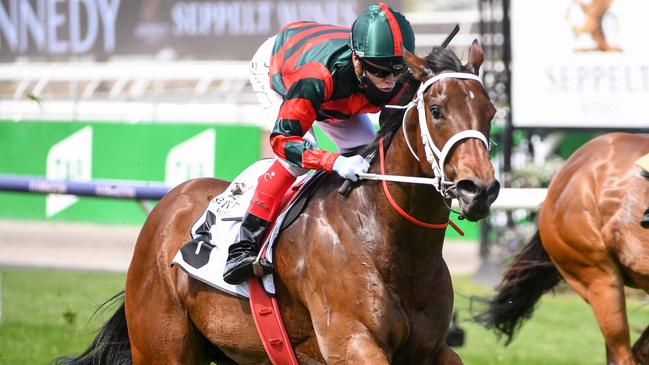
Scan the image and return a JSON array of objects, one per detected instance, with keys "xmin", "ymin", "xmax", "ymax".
[
  {"xmin": 57, "ymin": 41, "xmax": 499, "ymax": 365},
  {"xmin": 476, "ymin": 133, "xmax": 649, "ymax": 365}
]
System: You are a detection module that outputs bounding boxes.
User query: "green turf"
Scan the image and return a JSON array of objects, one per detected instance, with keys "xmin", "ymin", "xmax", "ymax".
[
  {"xmin": 0, "ymin": 267, "xmax": 125, "ymax": 365},
  {"xmin": 0, "ymin": 267, "xmax": 648, "ymax": 364},
  {"xmin": 452, "ymin": 277, "xmax": 649, "ymax": 364}
]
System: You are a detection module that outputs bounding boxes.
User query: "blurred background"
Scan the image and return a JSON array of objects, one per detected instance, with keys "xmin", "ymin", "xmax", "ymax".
[{"xmin": 0, "ymin": 0, "xmax": 648, "ymax": 364}]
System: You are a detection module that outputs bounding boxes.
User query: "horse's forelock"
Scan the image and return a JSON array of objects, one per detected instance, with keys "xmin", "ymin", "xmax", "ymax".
[{"xmin": 425, "ymin": 47, "xmax": 465, "ymax": 73}]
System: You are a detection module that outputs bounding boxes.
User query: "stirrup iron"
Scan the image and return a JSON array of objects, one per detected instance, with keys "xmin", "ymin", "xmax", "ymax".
[{"xmin": 252, "ymin": 257, "xmax": 274, "ymax": 277}]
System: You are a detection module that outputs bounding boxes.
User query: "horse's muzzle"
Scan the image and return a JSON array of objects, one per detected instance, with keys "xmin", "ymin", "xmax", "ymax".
[{"xmin": 454, "ymin": 178, "xmax": 500, "ymax": 221}]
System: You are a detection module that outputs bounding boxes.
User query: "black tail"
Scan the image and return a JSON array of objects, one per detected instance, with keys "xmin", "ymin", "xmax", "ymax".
[
  {"xmin": 54, "ymin": 291, "xmax": 132, "ymax": 365},
  {"xmin": 473, "ymin": 231, "xmax": 563, "ymax": 344}
]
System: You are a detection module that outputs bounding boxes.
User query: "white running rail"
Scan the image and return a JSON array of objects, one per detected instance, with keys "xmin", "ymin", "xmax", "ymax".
[{"xmin": 449, "ymin": 188, "xmax": 547, "ymax": 211}]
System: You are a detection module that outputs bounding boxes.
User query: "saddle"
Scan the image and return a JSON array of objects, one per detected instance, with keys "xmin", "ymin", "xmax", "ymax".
[
  {"xmin": 173, "ymin": 160, "xmax": 329, "ymax": 297},
  {"xmin": 279, "ymin": 170, "xmax": 327, "ymax": 231}
]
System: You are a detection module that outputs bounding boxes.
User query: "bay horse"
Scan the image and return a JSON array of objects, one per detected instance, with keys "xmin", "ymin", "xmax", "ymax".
[
  {"xmin": 58, "ymin": 41, "xmax": 499, "ymax": 365},
  {"xmin": 476, "ymin": 133, "xmax": 649, "ymax": 365}
]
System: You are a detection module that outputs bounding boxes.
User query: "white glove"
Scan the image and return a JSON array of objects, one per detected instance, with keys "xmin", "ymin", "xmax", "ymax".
[{"xmin": 332, "ymin": 155, "xmax": 370, "ymax": 182}]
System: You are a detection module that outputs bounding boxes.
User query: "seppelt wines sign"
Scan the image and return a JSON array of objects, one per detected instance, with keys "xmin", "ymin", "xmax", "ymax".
[
  {"xmin": 0, "ymin": 0, "xmax": 394, "ymax": 61},
  {"xmin": 511, "ymin": 0, "xmax": 649, "ymax": 129}
]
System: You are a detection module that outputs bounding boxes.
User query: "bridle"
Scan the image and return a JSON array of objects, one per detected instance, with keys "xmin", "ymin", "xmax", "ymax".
[
  {"xmin": 355, "ymin": 71, "xmax": 492, "ymax": 230},
  {"xmin": 370, "ymin": 72, "xmax": 491, "ymax": 199}
]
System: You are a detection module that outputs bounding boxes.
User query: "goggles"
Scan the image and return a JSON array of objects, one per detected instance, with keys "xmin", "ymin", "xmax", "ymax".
[{"xmin": 359, "ymin": 58, "xmax": 406, "ymax": 78}]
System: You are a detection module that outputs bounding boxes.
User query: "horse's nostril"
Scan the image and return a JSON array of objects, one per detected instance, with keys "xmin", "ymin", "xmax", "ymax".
[
  {"xmin": 487, "ymin": 180, "xmax": 501, "ymax": 204},
  {"xmin": 456, "ymin": 180, "xmax": 480, "ymax": 197}
]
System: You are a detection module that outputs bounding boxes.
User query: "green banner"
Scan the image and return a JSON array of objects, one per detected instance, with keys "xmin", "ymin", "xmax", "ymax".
[
  {"xmin": 0, "ymin": 120, "xmax": 260, "ymax": 225},
  {"xmin": 0, "ymin": 120, "xmax": 475, "ymax": 239}
]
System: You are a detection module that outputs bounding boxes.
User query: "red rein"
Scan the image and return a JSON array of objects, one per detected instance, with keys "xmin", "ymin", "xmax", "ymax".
[{"xmin": 378, "ymin": 138, "xmax": 464, "ymax": 236}]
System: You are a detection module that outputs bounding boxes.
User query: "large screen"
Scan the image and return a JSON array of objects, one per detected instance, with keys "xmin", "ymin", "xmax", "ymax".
[{"xmin": 0, "ymin": 0, "xmax": 394, "ymax": 61}]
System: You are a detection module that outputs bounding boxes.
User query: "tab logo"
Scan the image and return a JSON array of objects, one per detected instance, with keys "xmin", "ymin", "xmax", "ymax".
[
  {"xmin": 165, "ymin": 129, "xmax": 215, "ymax": 187},
  {"xmin": 46, "ymin": 126, "xmax": 93, "ymax": 217}
]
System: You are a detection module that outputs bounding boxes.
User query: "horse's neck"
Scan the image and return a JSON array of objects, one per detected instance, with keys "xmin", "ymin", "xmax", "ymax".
[
  {"xmin": 385, "ymin": 127, "xmax": 451, "ymax": 221},
  {"xmin": 364, "ymin": 130, "xmax": 451, "ymax": 269}
]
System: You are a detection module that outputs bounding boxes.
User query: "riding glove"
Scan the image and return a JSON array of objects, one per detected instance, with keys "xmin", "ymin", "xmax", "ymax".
[{"xmin": 332, "ymin": 155, "xmax": 370, "ymax": 182}]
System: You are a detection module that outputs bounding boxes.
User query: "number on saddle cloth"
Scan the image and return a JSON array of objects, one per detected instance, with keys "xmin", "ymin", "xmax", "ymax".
[
  {"xmin": 180, "ymin": 211, "xmax": 216, "ymax": 269},
  {"xmin": 177, "ymin": 170, "xmax": 328, "ymax": 272}
]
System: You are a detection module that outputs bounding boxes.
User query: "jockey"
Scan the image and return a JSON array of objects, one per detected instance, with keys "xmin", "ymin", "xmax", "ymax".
[{"xmin": 222, "ymin": 3, "xmax": 416, "ymax": 285}]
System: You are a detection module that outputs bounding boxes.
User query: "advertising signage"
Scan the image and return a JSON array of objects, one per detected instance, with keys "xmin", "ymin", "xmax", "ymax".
[
  {"xmin": 511, "ymin": 0, "xmax": 649, "ymax": 128},
  {"xmin": 0, "ymin": 0, "xmax": 391, "ymax": 61}
]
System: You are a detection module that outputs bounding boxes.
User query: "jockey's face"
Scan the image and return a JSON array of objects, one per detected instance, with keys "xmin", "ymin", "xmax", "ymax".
[
  {"xmin": 363, "ymin": 59, "xmax": 397, "ymax": 91},
  {"xmin": 352, "ymin": 53, "xmax": 398, "ymax": 92}
]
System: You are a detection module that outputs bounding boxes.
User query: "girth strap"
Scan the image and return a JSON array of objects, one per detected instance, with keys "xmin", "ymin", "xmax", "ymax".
[{"xmin": 248, "ymin": 278, "xmax": 300, "ymax": 365}]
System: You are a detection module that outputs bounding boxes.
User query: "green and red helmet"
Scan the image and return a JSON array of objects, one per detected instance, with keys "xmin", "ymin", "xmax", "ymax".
[{"xmin": 350, "ymin": 3, "xmax": 415, "ymax": 63}]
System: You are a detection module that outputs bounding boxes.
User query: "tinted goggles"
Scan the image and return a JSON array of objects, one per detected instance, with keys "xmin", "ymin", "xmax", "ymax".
[{"xmin": 360, "ymin": 58, "xmax": 406, "ymax": 78}]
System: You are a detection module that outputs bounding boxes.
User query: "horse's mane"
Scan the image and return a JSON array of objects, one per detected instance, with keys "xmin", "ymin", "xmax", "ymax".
[{"xmin": 361, "ymin": 46, "xmax": 467, "ymax": 158}]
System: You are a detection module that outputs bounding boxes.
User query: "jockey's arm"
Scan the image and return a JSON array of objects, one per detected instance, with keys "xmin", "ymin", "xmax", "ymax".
[{"xmin": 270, "ymin": 79, "xmax": 339, "ymax": 172}]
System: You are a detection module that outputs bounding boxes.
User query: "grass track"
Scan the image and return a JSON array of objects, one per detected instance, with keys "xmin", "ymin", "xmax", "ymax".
[
  {"xmin": 0, "ymin": 266, "xmax": 648, "ymax": 364},
  {"xmin": 0, "ymin": 267, "xmax": 125, "ymax": 365},
  {"xmin": 453, "ymin": 277, "xmax": 649, "ymax": 364}
]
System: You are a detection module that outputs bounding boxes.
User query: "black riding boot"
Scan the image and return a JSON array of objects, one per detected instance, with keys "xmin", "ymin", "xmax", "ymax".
[
  {"xmin": 642, "ymin": 208, "xmax": 649, "ymax": 228},
  {"xmin": 223, "ymin": 213, "xmax": 270, "ymax": 285}
]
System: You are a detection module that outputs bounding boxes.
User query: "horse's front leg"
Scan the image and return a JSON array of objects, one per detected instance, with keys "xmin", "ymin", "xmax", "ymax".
[
  {"xmin": 632, "ymin": 325, "xmax": 649, "ymax": 364},
  {"xmin": 311, "ymin": 315, "xmax": 391, "ymax": 365}
]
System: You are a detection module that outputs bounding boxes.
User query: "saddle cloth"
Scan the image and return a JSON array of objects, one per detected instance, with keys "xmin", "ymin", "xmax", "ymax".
[{"xmin": 171, "ymin": 159, "xmax": 311, "ymax": 298}]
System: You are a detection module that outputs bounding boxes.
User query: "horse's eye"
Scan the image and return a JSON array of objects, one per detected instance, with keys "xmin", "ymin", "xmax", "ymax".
[{"xmin": 430, "ymin": 105, "xmax": 442, "ymax": 119}]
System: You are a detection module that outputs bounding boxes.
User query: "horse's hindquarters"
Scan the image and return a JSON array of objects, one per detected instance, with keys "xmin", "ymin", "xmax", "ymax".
[
  {"xmin": 126, "ymin": 178, "xmax": 253, "ymax": 364},
  {"xmin": 536, "ymin": 133, "xmax": 649, "ymax": 365}
]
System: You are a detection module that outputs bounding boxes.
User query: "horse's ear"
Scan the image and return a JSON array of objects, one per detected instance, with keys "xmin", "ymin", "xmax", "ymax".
[
  {"xmin": 403, "ymin": 49, "xmax": 432, "ymax": 81},
  {"xmin": 465, "ymin": 39, "xmax": 484, "ymax": 75}
]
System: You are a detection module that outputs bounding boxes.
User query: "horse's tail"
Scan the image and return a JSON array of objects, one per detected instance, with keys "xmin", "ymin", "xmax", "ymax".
[
  {"xmin": 53, "ymin": 291, "xmax": 132, "ymax": 365},
  {"xmin": 473, "ymin": 230, "xmax": 563, "ymax": 345}
]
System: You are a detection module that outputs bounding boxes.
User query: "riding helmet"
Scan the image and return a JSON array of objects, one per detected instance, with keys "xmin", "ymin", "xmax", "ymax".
[{"xmin": 350, "ymin": 3, "xmax": 415, "ymax": 63}]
